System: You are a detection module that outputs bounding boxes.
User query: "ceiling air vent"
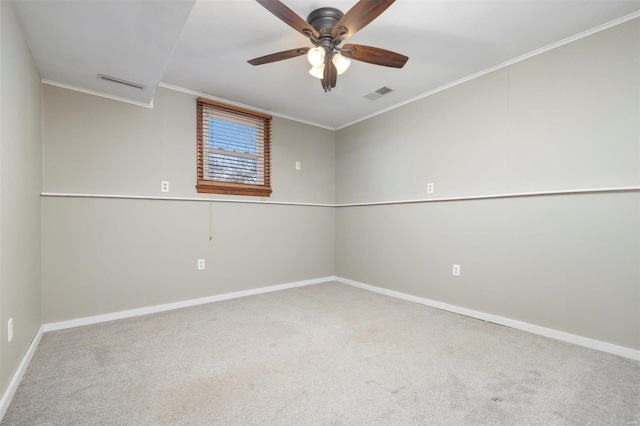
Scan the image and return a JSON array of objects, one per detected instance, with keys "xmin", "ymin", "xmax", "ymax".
[
  {"xmin": 363, "ymin": 86, "xmax": 393, "ymax": 101},
  {"xmin": 98, "ymin": 74, "xmax": 145, "ymax": 90}
]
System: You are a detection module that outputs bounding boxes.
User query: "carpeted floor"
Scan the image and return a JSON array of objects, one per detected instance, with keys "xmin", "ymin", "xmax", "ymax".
[{"xmin": 3, "ymin": 282, "xmax": 639, "ymax": 425}]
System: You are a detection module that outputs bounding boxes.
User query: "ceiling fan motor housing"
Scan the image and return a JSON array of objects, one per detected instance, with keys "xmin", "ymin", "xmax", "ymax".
[{"xmin": 306, "ymin": 8, "xmax": 343, "ymax": 36}]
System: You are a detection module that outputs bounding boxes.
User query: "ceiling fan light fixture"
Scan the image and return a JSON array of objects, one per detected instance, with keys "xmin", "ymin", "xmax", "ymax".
[
  {"xmin": 309, "ymin": 64, "xmax": 325, "ymax": 79},
  {"xmin": 332, "ymin": 53, "xmax": 351, "ymax": 75},
  {"xmin": 307, "ymin": 47, "xmax": 325, "ymax": 66}
]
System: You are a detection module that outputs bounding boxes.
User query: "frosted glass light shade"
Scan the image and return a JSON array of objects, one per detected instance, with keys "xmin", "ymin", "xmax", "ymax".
[
  {"xmin": 309, "ymin": 64, "xmax": 325, "ymax": 79},
  {"xmin": 307, "ymin": 47, "xmax": 325, "ymax": 66},
  {"xmin": 332, "ymin": 53, "xmax": 351, "ymax": 75}
]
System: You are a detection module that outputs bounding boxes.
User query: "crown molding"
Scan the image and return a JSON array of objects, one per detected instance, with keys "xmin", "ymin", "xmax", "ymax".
[
  {"xmin": 158, "ymin": 83, "xmax": 335, "ymax": 131},
  {"xmin": 334, "ymin": 11, "xmax": 640, "ymax": 130},
  {"xmin": 41, "ymin": 79, "xmax": 154, "ymax": 109}
]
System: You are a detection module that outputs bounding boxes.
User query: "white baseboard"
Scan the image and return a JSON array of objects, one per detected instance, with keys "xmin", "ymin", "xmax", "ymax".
[
  {"xmin": 0, "ymin": 326, "xmax": 44, "ymax": 420},
  {"xmin": 43, "ymin": 276, "xmax": 335, "ymax": 332},
  {"xmin": 1, "ymin": 277, "xmax": 335, "ymax": 422},
  {"xmin": 336, "ymin": 276, "xmax": 640, "ymax": 361},
  {"xmin": 4, "ymin": 274, "xmax": 635, "ymax": 425}
]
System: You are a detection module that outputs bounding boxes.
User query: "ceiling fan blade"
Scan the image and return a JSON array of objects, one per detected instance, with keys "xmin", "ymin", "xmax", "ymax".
[
  {"xmin": 342, "ymin": 44, "xmax": 408, "ymax": 68},
  {"xmin": 248, "ymin": 47, "xmax": 309, "ymax": 65},
  {"xmin": 256, "ymin": 0, "xmax": 319, "ymax": 39},
  {"xmin": 321, "ymin": 77, "xmax": 328, "ymax": 91},
  {"xmin": 321, "ymin": 61, "xmax": 337, "ymax": 91},
  {"xmin": 332, "ymin": 0, "xmax": 395, "ymax": 39},
  {"xmin": 328, "ymin": 61, "xmax": 337, "ymax": 88}
]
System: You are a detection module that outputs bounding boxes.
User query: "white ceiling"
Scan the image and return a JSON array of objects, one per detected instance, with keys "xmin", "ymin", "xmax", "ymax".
[
  {"xmin": 11, "ymin": 0, "xmax": 196, "ymax": 105},
  {"xmin": 11, "ymin": 0, "xmax": 640, "ymax": 128}
]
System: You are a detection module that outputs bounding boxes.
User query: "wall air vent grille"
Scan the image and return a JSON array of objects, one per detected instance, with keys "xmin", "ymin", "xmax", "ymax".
[
  {"xmin": 363, "ymin": 86, "xmax": 393, "ymax": 101},
  {"xmin": 98, "ymin": 74, "xmax": 145, "ymax": 90}
]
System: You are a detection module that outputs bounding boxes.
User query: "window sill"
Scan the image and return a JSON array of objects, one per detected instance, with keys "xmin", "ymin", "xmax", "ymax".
[{"xmin": 197, "ymin": 181, "xmax": 272, "ymax": 197}]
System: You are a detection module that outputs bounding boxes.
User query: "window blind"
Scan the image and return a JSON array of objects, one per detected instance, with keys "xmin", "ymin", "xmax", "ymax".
[{"xmin": 197, "ymin": 98, "xmax": 272, "ymax": 197}]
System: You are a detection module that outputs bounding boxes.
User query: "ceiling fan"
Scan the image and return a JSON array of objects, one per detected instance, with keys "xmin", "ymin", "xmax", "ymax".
[{"xmin": 248, "ymin": 0, "xmax": 409, "ymax": 92}]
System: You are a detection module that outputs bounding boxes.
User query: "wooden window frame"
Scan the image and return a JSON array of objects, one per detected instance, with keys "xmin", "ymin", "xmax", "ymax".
[{"xmin": 197, "ymin": 97, "xmax": 272, "ymax": 197}]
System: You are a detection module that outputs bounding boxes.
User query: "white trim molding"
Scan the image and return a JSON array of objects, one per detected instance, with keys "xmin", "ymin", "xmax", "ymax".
[
  {"xmin": 157, "ymin": 11, "xmax": 640, "ymax": 132},
  {"xmin": 336, "ymin": 10, "xmax": 640, "ymax": 130},
  {"xmin": 0, "ymin": 326, "xmax": 44, "ymax": 420},
  {"xmin": 336, "ymin": 276, "xmax": 640, "ymax": 361},
  {"xmin": 43, "ymin": 276, "xmax": 336, "ymax": 332},
  {"xmin": 41, "ymin": 186, "xmax": 640, "ymax": 208},
  {"xmin": 2, "ymin": 274, "xmax": 637, "ymax": 424},
  {"xmin": 40, "ymin": 12, "xmax": 640, "ymax": 131},
  {"xmin": 1, "ymin": 277, "xmax": 335, "ymax": 422},
  {"xmin": 42, "ymin": 80, "xmax": 154, "ymax": 109},
  {"xmin": 40, "ymin": 192, "xmax": 334, "ymax": 207},
  {"xmin": 335, "ymin": 186, "xmax": 640, "ymax": 207},
  {"xmin": 158, "ymin": 83, "xmax": 335, "ymax": 131}
]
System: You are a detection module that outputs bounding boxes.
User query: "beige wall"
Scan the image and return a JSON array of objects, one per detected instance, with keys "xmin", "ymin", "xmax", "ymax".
[
  {"xmin": 43, "ymin": 86, "xmax": 335, "ymax": 204},
  {"xmin": 336, "ymin": 20, "xmax": 638, "ymax": 204},
  {"xmin": 41, "ymin": 86, "xmax": 335, "ymax": 323},
  {"xmin": 0, "ymin": 1, "xmax": 43, "ymax": 396},
  {"xmin": 335, "ymin": 19, "xmax": 640, "ymax": 349}
]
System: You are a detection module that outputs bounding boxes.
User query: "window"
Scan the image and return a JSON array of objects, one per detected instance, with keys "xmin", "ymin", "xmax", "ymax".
[{"xmin": 197, "ymin": 98, "xmax": 272, "ymax": 196}]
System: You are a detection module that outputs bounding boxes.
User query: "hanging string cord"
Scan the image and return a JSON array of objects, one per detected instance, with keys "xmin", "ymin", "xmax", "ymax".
[{"xmin": 209, "ymin": 195, "xmax": 213, "ymax": 241}]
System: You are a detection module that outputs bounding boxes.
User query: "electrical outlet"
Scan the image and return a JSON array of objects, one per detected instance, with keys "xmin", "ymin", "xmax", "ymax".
[
  {"xmin": 197, "ymin": 259, "xmax": 205, "ymax": 270},
  {"xmin": 8, "ymin": 318, "xmax": 13, "ymax": 343},
  {"xmin": 161, "ymin": 181, "xmax": 169, "ymax": 192},
  {"xmin": 452, "ymin": 264, "xmax": 461, "ymax": 277},
  {"xmin": 295, "ymin": 161, "xmax": 301, "ymax": 171},
  {"xmin": 427, "ymin": 183, "xmax": 434, "ymax": 193}
]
